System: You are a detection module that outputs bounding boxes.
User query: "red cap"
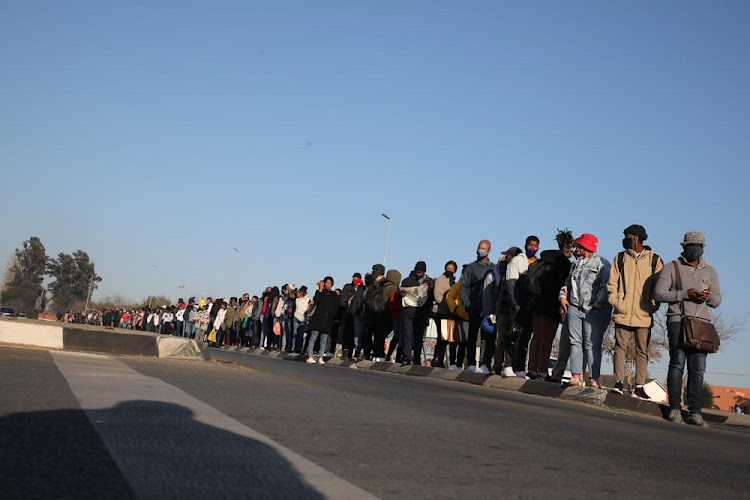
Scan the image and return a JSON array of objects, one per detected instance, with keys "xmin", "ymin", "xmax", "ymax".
[{"xmin": 575, "ymin": 233, "xmax": 598, "ymax": 253}]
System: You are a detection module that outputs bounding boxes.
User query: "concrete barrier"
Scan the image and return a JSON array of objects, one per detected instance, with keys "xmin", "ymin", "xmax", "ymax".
[{"xmin": 0, "ymin": 318, "xmax": 205, "ymax": 360}]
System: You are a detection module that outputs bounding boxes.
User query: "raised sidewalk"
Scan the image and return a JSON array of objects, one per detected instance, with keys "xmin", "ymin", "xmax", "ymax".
[{"xmin": 0, "ymin": 317, "xmax": 206, "ymax": 360}]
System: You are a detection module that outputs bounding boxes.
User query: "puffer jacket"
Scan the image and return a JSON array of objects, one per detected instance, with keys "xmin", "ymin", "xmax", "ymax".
[
  {"xmin": 446, "ymin": 280, "xmax": 469, "ymax": 321},
  {"xmin": 606, "ymin": 248, "xmax": 663, "ymax": 327}
]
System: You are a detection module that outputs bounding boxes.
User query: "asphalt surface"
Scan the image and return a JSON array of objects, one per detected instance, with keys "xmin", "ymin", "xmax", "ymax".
[{"xmin": 2, "ymin": 345, "xmax": 749, "ymax": 498}]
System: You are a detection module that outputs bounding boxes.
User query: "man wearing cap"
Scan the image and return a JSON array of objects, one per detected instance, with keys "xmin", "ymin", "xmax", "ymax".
[
  {"xmin": 655, "ymin": 231, "xmax": 721, "ymax": 427},
  {"xmin": 490, "ymin": 246, "xmax": 524, "ymax": 376},
  {"xmin": 399, "ymin": 261, "xmax": 433, "ymax": 365},
  {"xmin": 339, "ymin": 273, "xmax": 365, "ymax": 360},
  {"xmin": 606, "ymin": 224, "xmax": 664, "ymax": 397},
  {"xmin": 460, "ymin": 240, "xmax": 494, "ymax": 371},
  {"xmin": 560, "ymin": 234, "xmax": 612, "ymax": 388}
]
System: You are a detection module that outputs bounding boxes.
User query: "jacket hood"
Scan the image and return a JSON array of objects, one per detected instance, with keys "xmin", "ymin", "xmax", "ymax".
[
  {"xmin": 385, "ymin": 269, "xmax": 402, "ymax": 285},
  {"xmin": 540, "ymin": 249, "xmax": 564, "ymax": 264}
]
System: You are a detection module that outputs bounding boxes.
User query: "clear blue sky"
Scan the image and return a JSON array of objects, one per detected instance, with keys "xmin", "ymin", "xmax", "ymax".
[{"xmin": 2, "ymin": 1, "xmax": 748, "ymax": 386}]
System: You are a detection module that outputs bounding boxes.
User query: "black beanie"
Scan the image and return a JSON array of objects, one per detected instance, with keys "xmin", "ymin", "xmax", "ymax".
[
  {"xmin": 624, "ymin": 224, "xmax": 647, "ymax": 241},
  {"xmin": 414, "ymin": 261, "xmax": 427, "ymax": 273},
  {"xmin": 372, "ymin": 264, "xmax": 386, "ymax": 277}
]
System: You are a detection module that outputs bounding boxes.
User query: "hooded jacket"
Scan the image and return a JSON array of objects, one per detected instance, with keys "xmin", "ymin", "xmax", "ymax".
[
  {"xmin": 307, "ymin": 288, "xmax": 339, "ymax": 334},
  {"xmin": 606, "ymin": 248, "xmax": 663, "ymax": 327},
  {"xmin": 533, "ymin": 249, "xmax": 572, "ymax": 321},
  {"xmin": 382, "ymin": 270, "xmax": 401, "ymax": 311}
]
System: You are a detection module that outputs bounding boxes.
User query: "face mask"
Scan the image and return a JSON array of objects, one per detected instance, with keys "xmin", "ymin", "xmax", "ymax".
[
  {"xmin": 477, "ymin": 248, "xmax": 489, "ymax": 258},
  {"xmin": 622, "ymin": 237, "xmax": 634, "ymax": 250},
  {"xmin": 525, "ymin": 249, "xmax": 537, "ymax": 258},
  {"xmin": 683, "ymin": 246, "xmax": 704, "ymax": 262},
  {"xmin": 444, "ymin": 271, "xmax": 454, "ymax": 278}
]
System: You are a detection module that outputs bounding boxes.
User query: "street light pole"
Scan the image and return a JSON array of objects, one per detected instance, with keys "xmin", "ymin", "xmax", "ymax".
[
  {"xmin": 381, "ymin": 213, "xmax": 392, "ymax": 266},
  {"xmin": 148, "ymin": 265, "xmax": 157, "ymax": 308},
  {"xmin": 231, "ymin": 248, "xmax": 240, "ymax": 297}
]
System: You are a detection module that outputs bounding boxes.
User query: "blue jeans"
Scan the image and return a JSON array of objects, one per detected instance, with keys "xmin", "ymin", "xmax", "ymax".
[
  {"xmin": 667, "ymin": 321, "xmax": 708, "ymax": 414},
  {"xmin": 568, "ymin": 305, "xmax": 611, "ymax": 379},
  {"xmin": 307, "ymin": 329, "xmax": 328, "ymax": 357},
  {"xmin": 185, "ymin": 321, "xmax": 196, "ymax": 339},
  {"xmin": 293, "ymin": 320, "xmax": 307, "ymax": 352}
]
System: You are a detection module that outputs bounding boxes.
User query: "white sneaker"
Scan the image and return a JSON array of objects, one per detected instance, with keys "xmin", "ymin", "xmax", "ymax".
[
  {"xmin": 449, "ymin": 364, "xmax": 460, "ymax": 371},
  {"xmin": 466, "ymin": 365, "xmax": 476, "ymax": 373},
  {"xmin": 306, "ymin": 357, "xmax": 316, "ymax": 364},
  {"xmin": 318, "ymin": 357, "xmax": 326, "ymax": 365},
  {"xmin": 478, "ymin": 365, "xmax": 490, "ymax": 375},
  {"xmin": 375, "ymin": 357, "xmax": 385, "ymax": 362},
  {"xmin": 502, "ymin": 367, "xmax": 516, "ymax": 378}
]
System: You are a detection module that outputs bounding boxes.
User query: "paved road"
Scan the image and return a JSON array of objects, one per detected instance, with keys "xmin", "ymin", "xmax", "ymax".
[{"xmin": 2, "ymin": 346, "xmax": 748, "ymax": 498}]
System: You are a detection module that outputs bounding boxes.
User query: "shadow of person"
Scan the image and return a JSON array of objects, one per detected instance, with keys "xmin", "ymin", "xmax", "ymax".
[{"xmin": 0, "ymin": 400, "xmax": 326, "ymax": 499}]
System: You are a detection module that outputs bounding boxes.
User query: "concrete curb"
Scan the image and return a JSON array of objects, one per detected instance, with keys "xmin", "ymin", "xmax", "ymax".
[
  {"xmin": 231, "ymin": 345, "xmax": 750, "ymax": 428},
  {"xmin": 0, "ymin": 318, "xmax": 206, "ymax": 360}
]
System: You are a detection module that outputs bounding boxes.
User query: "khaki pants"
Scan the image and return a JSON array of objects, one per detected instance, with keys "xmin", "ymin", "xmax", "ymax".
[{"xmin": 613, "ymin": 324, "xmax": 651, "ymax": 386}]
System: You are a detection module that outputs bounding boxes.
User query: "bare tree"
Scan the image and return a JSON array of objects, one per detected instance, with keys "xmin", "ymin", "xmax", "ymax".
[{"xmin": 604, "ymin": 308, "xmax": 747, "ymax": 389}]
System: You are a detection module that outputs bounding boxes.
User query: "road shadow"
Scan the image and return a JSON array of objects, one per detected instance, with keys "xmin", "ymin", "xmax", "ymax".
[{"xmin": 0, "ymin": 400, "xmax": 326, "ymax": 499}]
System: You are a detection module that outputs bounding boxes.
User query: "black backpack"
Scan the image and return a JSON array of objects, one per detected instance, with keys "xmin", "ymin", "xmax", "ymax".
[
  {"xmin": 368, "ymin": 283, "xmax": 388, "ymax": 313},
  {"xmin": 514, "ymin": 259, "xmax": 551, "ymax": 310}
]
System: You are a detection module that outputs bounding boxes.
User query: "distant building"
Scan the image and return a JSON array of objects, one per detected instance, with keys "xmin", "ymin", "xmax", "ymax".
[{"xmin": 709, "ymin": 385, "xmax": 750, "ymax": 413}]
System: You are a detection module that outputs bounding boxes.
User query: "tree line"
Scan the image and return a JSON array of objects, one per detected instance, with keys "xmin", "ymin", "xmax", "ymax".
[{"xmin": 1, "ymin": 236, "xmax": 102, "ymax": 316}]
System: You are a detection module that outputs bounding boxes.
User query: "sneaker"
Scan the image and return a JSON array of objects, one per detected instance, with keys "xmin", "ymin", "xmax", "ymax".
[
  {"xmin": 502, "ymin": 367, "xmax": 516, "ymax": 378},
  {"xmin": 449, "ymin": 364, "xmax": 460, "ymax": 371},
  {"xmin": 611, "ymin": 381, "xmax": 624, "ymax": 394},
  {"xmin": 318, "ymin": 357, "xmax": 326, "ymax": 365},
  {"xmin": 668, "ymin": 408, "xmax": 683, "ymax": 423},
  {"xmin": 568, "ymin": 374, "xmax": 583, "ymax": 386},
  {"xmin": 466, "ymin": 365, "xmax": 476, "ymax": 373},
  {"xmin": 306, "ymin": 357, "xmax": 316, "ymax": 364},
  {"xmin": 589, "ymin": 378, "xmax": 600, "ymax": 389},
  {"xmin": 375, "ymin": 357, "xmax": 386, "ymax": 362},
  {"xmin": 478, "ymin": 365, "xmax": 490, "ymax": 375},
  {"xmin": 525, "ymin": 371, "xmax": 538, "ymax": 380},
  {"xmin": 544, "ymin": 375, "xmax": 561, "ymax": 384},
  {"xmin": 631, "ymin": 386, "xmax": 651, "ymax": 400},
  {"xmin": 515, "ymin": 370, "xmax": 527, "ymax": 378},
  {"xmin": 685, "ymin": 413, "xmax": 708, "ymax": 427}
]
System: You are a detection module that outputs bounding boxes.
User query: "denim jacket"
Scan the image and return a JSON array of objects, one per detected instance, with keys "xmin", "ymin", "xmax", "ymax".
[{"xmin": 561, "ymin": 254, "xmax": 611, "ymax": 313}]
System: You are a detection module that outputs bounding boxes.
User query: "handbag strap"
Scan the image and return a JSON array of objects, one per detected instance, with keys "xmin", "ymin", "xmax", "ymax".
[
  {"xmin": 673, "ymin": 261, "xmax": 686, "ymax": 317},
  {"xmin": 674, "ymin": 259, "xmax": 708, "ymax": 318}
]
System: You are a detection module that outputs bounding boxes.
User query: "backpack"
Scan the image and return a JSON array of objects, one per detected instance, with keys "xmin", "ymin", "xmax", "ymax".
[
  {"xmin": 368, "ymin": 284, "xmax": 387, "ymax": 313},
  {"xmin": 515, "ymin": 259, "xmax": 551, "ymax": 310}
]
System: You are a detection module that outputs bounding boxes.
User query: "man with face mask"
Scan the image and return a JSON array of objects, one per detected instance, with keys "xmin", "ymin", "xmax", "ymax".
[
  {"xmin": 431, "ymin": 260, "xmax": 458, "ymax": 368},
  {"xmin": 606, "ymin": 224, "xmax": 664, "ymax": 397},
  {"xmin": 460, "ymin": 240, "xmax": 494, "ymax": 372},
  {"xmin": 654, "ymin": 231, "xmax": 721, "ymax": 427},
  {"xmin": 399, "ymin": 261, "xmax": 433, "ymax": 365}
]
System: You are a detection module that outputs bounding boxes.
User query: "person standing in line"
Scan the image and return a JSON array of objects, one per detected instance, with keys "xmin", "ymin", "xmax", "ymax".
[
  {"xmin": 459, "ymin": 239, "xmax": 494, "ymax": 372},
  {"xmin": 306, "ymin": 277, "xmax": 339, "ymax": 364},
  {"xmin": 559, "ymin": 233, "xmax": 612, "ymax": 388},
  {"xmin": 431, "ymin": 260, "xmax": 458, "ymax": 368},
  {"xmin": 655, "ymin": 231, "xmax": 721, "ymax": 427},
  {"xmin": 606, "ymin": 224, "xmax": 663, "ymax": 397}
]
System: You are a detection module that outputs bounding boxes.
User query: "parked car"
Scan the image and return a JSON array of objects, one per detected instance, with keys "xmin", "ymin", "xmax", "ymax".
[{"xmin": 0, "ymin": 306, "xmax": 18, "ymax": 317}]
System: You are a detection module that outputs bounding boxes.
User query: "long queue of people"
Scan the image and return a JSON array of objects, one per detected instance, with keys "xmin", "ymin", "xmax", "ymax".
[{"xmin": 68, "ymin": 225, "xmax": 721, "ymax": 427}]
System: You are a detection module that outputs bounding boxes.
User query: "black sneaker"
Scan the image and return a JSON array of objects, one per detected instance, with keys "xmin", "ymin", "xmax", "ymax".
[
  {"xmin": 631, "ymin": 386, "xmax": 651, "ymax": 400},
  {"xmin": 611, "ymin": 381, "xmax": 624, "ymax": 394}
]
